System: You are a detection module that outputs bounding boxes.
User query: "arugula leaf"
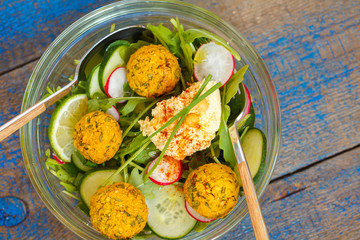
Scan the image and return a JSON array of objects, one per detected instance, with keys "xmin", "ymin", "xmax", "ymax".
[
  {"xmin": 120, "ymin": 98, "xmax": 150, "ymax": 116},
  {"xmin": 146, "ymin": 23, "xmax": 181, "ymax": 56},
  {"xmin": 225, "ymin": 65, "xmax": 248, "ymax": 104},
  {"xmin": 171, "ymin": 18, "xmax": 194, "ymax": 77},
  {"xmin": 127, "ymin": 40, "xmax": 151, "ymax": 58},
  {"xmin": 119, "ymin": 134, "xmax": 147, "ymax": 155},
  {"xmin": 45, "ymin": 151, "xmax": 80, "ymax": 196},
  {"xmin": 132, "ymin": 142, "xmax": 159, "ymax": 164},
  {"xmin": 123, "ymin": 98, "xmax": 162, "ymax": 138},
  {"xmin": 128, "ymin": 168, "xmax": 161, "ymax": 199},
  {"xmin": 87, "ymin": 97, "xmax": 149, "ymax": 113},
  {"xmin": 184, "ymin": 28, "xmax": 241, "ymax": 61},
  {"xmin": 218, "ymin": 87, "xmax": 237, "ymax": 168}
]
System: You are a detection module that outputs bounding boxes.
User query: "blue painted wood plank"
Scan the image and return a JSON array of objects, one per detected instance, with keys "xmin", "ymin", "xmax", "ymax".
[
  {"xmin": 0, "ymin": 0, "xmax": 115, "ymax": 74},
  {"xmin": 222, "ymin": 146, "xmax": 360, "ymax": 240},
  {"xmin": 215, "ymin": 0, "xmax": 360, "ymax": 178}
]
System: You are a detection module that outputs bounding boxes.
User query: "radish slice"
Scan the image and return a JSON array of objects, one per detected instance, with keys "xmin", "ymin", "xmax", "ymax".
[
  {"xmin": 185, "ymin": 200, "xmax": 215, "ymax": 223},
  {"xmin": 147, "ymin": 156, "xmax": 182, "ymax": 186},
  {"xmin": 52, "ymin": 153, "xmax": 65, "ymax": 164},
  {"xmin": 243, "ymin": 84, "xmax": 251, "ymax": 116},
  {"xmin": 106, "ymin": 106, "xmax": 120, "ymax": 121},
  {"xmin": 104, "ymin": 67, "xmax": 127, "ymax": 102},
  {"xmin": 194, "ymin": 42, "xmax": 235, "ymax": 87}
]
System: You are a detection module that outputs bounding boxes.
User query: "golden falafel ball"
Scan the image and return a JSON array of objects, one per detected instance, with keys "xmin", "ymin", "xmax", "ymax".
[
  {"xmin": 90, "ymin": 182, "xmax": 148, "ymax": 240},
  {"xmin": 184, "ymin": 163, "xmax": 240, "ymax": 219},
  {"xmin": 73, "ymin": 111, "xmax": 122, "ymax": 164},
  {"xmin": 126, "ymin": 44, "xmax": 181, "ymax": 98}
]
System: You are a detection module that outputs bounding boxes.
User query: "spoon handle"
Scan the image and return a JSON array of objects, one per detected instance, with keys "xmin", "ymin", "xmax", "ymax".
[
  {"xmin": 229, "ymin": 125, "xmax": 269, "ymax": 240},
  {"xmin": 0, "ymin": 81, "xmax": 74, "ymax": 142}
]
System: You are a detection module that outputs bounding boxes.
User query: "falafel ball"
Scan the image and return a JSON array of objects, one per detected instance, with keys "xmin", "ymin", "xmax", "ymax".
[
  {"xmin": 90, "ymin": 182, "xmax": 148, "ymax": 240},
  {"xmin": 73, "ymin": 111, "xmax": 122, "ymax": 164},
  {"xmin": 184, "ymin": 163, "xmax": 240, "ymax": 219},
  {"xmin": 126, "ymin": 44, "xmax": 181, "ymax": 98}
]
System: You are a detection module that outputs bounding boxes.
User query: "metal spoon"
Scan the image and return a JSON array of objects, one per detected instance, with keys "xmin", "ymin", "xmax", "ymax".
[
  {"xmin": 0, "ymin": 26, "xmax": 146, "ymax": 142},
  {"xmin": 228, "ymin": 85, "xmax": 269, "ymax": 240}
]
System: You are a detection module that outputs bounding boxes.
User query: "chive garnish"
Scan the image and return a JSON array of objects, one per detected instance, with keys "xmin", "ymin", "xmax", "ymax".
[
  {"xmin": 122, "ymin": 97, "xmax": 163, "ymax": 138},
  {"xmin": 102, "ymin": 74, "xmax": 221, "ymax": 186},
  {"xmin": 101, "ymin": 141, "xmax": 151, "ymax": 187},
  {"xmin": 145, "ymin": 75, "xmax": 220, "ymax": 179},
  {"xmin": 120, "ymin": 75, "xmax": 221, "ymax": 157}
]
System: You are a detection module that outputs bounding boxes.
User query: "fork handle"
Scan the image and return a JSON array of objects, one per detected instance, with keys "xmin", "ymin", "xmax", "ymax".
[
  {"xmin": 0, "ymin": 81, "xmax": 74, "ymax": 142},
  {"xmin": 237, "ymin": 161, "xmax": 269, "ymax": 240},
  {"xmin": 229, "ymin": 125, "xmax": 269, "ymax": 240}
]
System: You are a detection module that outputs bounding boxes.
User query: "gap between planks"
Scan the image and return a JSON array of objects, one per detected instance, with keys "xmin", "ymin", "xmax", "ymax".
[
  {"xmin": 270, "ymin": 142, "xmax": 360, "ymax": 185},
  {"xmin": 0, "ymin": 56, "xmax": 40, "ymax": 76},
  {"xmin": 267, "ymin": 143, "xmax": 360, "ymax": 202}
]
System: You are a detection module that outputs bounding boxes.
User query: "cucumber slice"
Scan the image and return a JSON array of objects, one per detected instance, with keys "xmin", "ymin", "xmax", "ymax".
[
  {"xmin": 237, "ymin": 128, "xmax": 266, "ymax": 186},
  {"xmin": 86, "ymin": 64, "xmax": 106, "ymax": 99},
  {"xmin": 146, "ymin": 185, "xmax": 196, "ymax": 239},
  {"xmin": 79, "ymin": 169, "xmax": 123, "ymax": 207},
  {"xmin": 71, "ymin": 149, "xmax": 94, "ymax": 172},
  {"xmin": 98, "ymin": 40, "xmax": 130, "ymax": 92}
]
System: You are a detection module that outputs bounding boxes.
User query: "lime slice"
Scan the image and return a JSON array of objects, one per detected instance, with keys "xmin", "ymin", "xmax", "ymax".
[{"xmin": 48, "ymin": 94, "xmax": 88, "ymax": 162}]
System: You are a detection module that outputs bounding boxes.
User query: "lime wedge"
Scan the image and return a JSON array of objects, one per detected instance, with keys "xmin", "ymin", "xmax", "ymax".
[{"xmin": 48, "ymin": 94, "xmax": 88, "ymax": 162}]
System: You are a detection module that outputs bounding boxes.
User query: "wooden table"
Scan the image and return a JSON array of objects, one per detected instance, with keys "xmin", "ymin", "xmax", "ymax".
[{"xmin": 1, "ymin": 0, "xmax": 359, "ymax": 239}]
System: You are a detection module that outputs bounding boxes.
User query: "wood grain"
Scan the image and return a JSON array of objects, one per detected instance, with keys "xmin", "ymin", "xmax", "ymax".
[
  {"xmin": 0, "ymin": 61, "xmax": 76, "ymax": 239},
  {"xmin": 0, "ymin": 0, "xmax": 114, "ymax": 74},
  {"xmin": 224, "ymin": 146, "xmax": 360, "ymax": 240}
]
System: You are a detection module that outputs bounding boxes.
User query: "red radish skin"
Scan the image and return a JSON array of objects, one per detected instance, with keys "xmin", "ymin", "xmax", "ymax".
[
  {"xmin": 52, "ymin": 153, "xmax": 65, "ymax": 164},
  {"xmin": 106, "ymin": 106, "xmax": 120, "ymax": 121},
  {"xmin": 147, "ymin": 156, "xmax": 182, "ymax": 186},
  {"xmin": 194, "ymin": 42, "xmax": 235, "ymax": 87},
  {"xmin": 104, "ymin": 67, "xmax": 127, "ymax": 103},
  {"xmin": 185, "ymin": 200, "xmax": 215, "ymax": 223},
  {"xmin": 243, "ymin": 84, "xmax": 251, "ymax": 116}
]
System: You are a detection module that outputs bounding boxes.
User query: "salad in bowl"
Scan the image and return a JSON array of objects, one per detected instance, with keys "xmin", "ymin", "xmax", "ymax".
[
  {"xmin": 21, "ymin": 1, "xmax": 280, "ymax": 239},
  {"xmin": 44, "ymin": 18, "xmax": 266, "ymax": 239}
]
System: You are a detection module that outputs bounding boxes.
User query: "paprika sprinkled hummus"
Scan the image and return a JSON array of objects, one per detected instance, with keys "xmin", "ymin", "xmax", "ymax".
[{"xmin": 138, "ymin": 80, "xmax": 221, "ymax": 160}]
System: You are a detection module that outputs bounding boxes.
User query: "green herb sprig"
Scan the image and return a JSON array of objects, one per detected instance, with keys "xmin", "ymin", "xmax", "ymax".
[
  {"xmin": 104, "ymin": 75, "xmax": 221, "ymax": 186},
  {"xmin": 145, "ymin": 74, "xmax": 217, "ymax": 179}
]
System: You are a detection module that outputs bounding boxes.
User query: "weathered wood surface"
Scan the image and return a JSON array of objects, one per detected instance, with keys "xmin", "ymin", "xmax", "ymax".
[
  {"xmin": 0, "ymin": 0, "xmax": 359, "ymax": 239},
  {"xmin": 0, "ymin": 0, "xmax": 115, "ymax": 75},
  {"xmin": 227, "ymin": 146, "xmax": 360, "ymax": 240}
]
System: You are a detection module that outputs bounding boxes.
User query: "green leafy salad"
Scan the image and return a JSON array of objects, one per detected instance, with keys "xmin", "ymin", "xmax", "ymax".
[{"xmin": 45, "ymin": 18, "xmax": 267, "ymax": 239}]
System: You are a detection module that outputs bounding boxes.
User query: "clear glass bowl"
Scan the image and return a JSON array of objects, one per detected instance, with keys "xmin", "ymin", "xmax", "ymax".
[{"xmin": 20, "ymin": 0, "xmax": 281, "ymax": 239}]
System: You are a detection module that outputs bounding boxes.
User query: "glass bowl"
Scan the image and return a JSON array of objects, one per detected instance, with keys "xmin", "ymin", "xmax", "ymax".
[{"xmin": 20, "ymin": 0, "xmax": 281, "ymax": 239}]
